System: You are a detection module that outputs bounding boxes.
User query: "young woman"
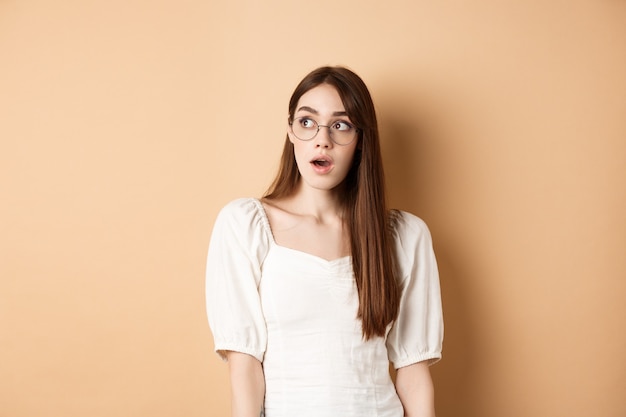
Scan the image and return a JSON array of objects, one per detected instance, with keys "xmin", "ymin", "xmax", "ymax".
[{"xmin": 206, "ymin": 66, "xmax": 443, "ymax": 417}]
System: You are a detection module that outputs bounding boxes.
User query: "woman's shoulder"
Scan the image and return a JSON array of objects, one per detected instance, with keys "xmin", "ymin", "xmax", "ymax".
[
  {"xmin": 214, "ymin": 197, "xmax": 269, "ymax": 233},
  {"xmin": 388, "ymin": 209, "xmax": 432, "ymax": 238},
  {"xmin": 217, "ymin": 197, "xmax": 261, "ymax": 216},
  {"xmin": 210, "ymin": 198, "xmax": 272, "ymax": 257},
  {"xmin": 388, "ymin": 209, "xmax": 436, "ymax": 279}
]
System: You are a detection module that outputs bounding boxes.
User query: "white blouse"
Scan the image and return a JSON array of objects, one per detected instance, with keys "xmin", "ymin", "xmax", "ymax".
[{"xmin": 206, "ymin": 198, "xmax": 443, "ymax": 417}]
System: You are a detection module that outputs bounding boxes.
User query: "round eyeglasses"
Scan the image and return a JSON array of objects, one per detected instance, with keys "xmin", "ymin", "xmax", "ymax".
[{"xmin": 289, "ymin": 117, "xmax": 359, "ymax": 146}]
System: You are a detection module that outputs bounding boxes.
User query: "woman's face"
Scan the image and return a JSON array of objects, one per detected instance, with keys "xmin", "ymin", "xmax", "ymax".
[{"xmin": 288, "ymin": 83, "xmax": 358, "ymax": 193}]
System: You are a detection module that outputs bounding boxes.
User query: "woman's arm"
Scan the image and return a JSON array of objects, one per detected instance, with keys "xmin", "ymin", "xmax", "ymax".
[
  {"xmin": 225, "ymin": 351, "xmax": 265, "ymax": 417},
  {"xmin": 395, "ymin": 361, "xmax": 436, "ymax": 417}
]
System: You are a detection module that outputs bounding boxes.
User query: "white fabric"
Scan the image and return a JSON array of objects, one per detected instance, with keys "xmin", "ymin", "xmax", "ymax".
[{"xmin": 206, "ymin": 198, "xmax": 443, "ymax": 417}]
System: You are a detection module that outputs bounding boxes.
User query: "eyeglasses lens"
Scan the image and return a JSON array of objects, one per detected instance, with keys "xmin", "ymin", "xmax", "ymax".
[{"xmin": 291, "ymin": 118, "xmax": 356, "ymax": 146}]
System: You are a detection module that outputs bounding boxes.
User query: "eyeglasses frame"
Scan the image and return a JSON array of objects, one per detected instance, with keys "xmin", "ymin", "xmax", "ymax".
[{"xmin": 288, "ymin": 117, "xmax": 360, "ymax": 146}]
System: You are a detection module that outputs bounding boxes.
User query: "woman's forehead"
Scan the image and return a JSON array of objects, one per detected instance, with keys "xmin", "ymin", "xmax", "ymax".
[{"xmin": 295, "ymin": 84, "xmax": 346, "ymax": 115}]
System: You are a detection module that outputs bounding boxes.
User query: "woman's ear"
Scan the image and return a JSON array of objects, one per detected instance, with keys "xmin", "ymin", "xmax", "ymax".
[{"xmin": 287, "ymin": 120, "xmax": 295, "ymax": 144}]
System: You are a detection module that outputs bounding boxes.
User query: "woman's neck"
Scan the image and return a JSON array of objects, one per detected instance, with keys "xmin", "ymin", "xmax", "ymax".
[{"xmin": 282, "ymin": 183, "xmax": 344, "ymax": 224}]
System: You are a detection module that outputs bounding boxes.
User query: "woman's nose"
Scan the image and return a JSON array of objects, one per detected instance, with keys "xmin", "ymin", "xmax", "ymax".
[{"xmin": 314, "ymin": 126, "xmax": 333, "ymax": 148}]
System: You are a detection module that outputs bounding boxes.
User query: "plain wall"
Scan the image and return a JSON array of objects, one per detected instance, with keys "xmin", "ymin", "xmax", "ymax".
[{"xmin": 1, "ymin": 1, "xmax": 625, "ymax": 416}]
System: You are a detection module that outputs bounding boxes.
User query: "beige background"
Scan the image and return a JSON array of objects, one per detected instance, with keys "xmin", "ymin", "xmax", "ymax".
[{"xmin": 1, "ymin": 1, "xmax": 625, "ymax": 416}]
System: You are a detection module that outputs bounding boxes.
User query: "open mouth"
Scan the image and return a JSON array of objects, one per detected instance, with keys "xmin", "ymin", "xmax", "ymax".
[
  {"xmin": 310, "ymin": 155, "xmax": 333, "ymax": 168},
  {"xmin": 312, "ymin": 159, "xmax": 331, "ymax": 167}
]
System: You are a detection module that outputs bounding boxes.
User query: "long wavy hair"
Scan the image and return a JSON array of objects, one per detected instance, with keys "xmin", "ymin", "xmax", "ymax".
[{"xmin": 264, "ymin": 66, "xmax": 400, "ymax": 339}]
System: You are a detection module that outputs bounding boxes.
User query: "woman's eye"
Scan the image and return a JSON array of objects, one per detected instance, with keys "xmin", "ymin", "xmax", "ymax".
[
  {"xmin": 333, "ymin": 121, "xmax": 353, "ymax": 131},
  {"xmin": 299, "ymin": 118, "xmax": 316, "ymax": 129}
]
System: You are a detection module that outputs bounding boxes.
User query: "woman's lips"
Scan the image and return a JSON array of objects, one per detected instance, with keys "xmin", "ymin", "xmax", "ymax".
[{"xmin": 310, "ymin": 155, "xmax": 334, "ymax": 174}]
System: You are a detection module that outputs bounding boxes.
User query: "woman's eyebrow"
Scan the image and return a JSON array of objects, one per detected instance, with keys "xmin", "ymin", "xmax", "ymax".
[
  {"xmin": 296, "ymin": 106, "xmax": 318, "ymax": 114},
  {"xmin": 296, "ymin": 106, "xmax": 348, "ymax": 117}
]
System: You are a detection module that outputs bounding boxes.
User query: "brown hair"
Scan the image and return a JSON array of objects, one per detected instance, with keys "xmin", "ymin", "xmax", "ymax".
[{"xmin": 264, "ymin": 66, "xmax": 399, "ymax": 339}]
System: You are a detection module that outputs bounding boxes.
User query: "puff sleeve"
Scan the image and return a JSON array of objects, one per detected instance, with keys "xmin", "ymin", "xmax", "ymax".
[
  {"xmin": 386, "ymin": 211, "xmax": 444, "ymax": 369},
  {"xmin": 205, "ymin": 198, "xmax": 270, "ymax": 363}
]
